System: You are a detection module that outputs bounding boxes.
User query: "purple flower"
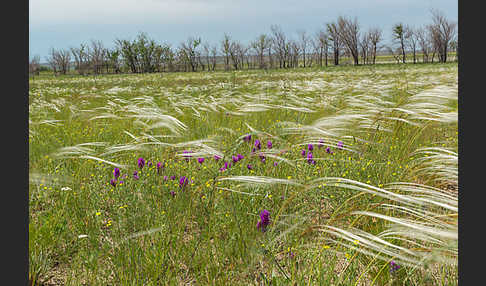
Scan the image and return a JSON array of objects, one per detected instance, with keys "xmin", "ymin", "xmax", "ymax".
[
  {"xmin": 273, "ymin": 162, "xmax": 278, "ymax": 167},
  {"xmin": 113, "ymin": 167, "xmax": 120, "ymax": 179},
  {"xmin": 138, "ymin": 158, "xmax": 145, "ymax": 169},
  {"xmin": 170, "ymin": 175, "xmax": 176, "ymax": 180},
  {"xmin": 156, "ymin": 162, "xmax": 163, "ymax": 174},
  {"xmin": 198, "ymin": 157, "xmax": 205, "ymax": 164},
  {"xmin": 110, "ymin": 179, "xmax": 117, "ymax": 187},
  {"xmin": 237, "ymin": 154, "xmax": 244, "ymax": 161},
  {"xmin": 389, "ymin": 261, "xmax": 401, "ymax": 273},
  {"xmin": 325, "ymin": 147, "xmax": 333, "ymax": 154},
  {"xmin": 170, "ymin": 190, "xmax": 176, "ymax": 197},
  {"xmin": 318, "ymin": 139, "xmax": 324, "ymax": 148},
  {"xmin": 147, "ymin": 160, "xmax": 152, "ymax": 167},
  {"xmin": 258, "ymin": 153, "xmax": 266, "ymax": 163},
  {"xmin": 267, "ymin": 140, "xmax": 273, "ymax": 149},
  {"xmin": 214, "ymin": 155, "xmax": 221, "ymax": 161},
  {"xmin": 257, "ymin": 209, "xmax": 270, "ymax": 232},
  {"xmin": 179, "ymin": 176, "xmax": 188, "ymax": 189},
  {"xmin": 247, "ymin": 164, "xmax": 253, "ymax": 170},
  {"xmin": 163, "ymin": 175, "xmax": 168, "ymax": 181},
  {"xmin": 337, "ymin": 141, "xmax": 344, "ymax": 149},
  {"xmin": 251, "ymin": 147, "xmax": 256, "ymax": 153},
  {"xmin": 307, "ymin": 152, "xmax": 315, "ymax": 164},
  {"xmin": 308, "ymin": 144, "xmax": 314, "ymax": 151},
  {"xmin": 133, "ymin": 171, "xmax": 139, "ymax": 180},
  {"xmin": 232, "ymin": 155, "xmax": 239, "ymax": 163},
  {"xmin": 255, "ymin": 139, "xmax": 261, "ymax": 150},
  {"xmin": 301, "ymin": 149, "xmax": 306, "ymax": 157},
  {"xmin": 243, "ymin": 134, "xmax": 252, "ymax": 142}
]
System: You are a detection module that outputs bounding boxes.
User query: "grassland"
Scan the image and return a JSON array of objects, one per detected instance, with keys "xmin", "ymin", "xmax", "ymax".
[{"xmin": 29, "ymin": 62, "xmax": 458, "ymax": 285}]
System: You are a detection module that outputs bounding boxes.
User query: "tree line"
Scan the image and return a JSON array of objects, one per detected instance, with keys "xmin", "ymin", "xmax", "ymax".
[{"xmin": 29, "ymin": 9, "xmax": 457, "ymax": 76}]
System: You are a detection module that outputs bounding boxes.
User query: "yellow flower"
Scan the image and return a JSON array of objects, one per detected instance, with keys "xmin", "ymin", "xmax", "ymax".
[{"xmin": 96, "ymin": 212, "xmax": 101, "ymax": 216}]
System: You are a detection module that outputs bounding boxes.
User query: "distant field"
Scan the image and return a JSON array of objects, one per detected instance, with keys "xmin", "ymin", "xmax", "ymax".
[{"xmin": 29, "ymin": 62, "xmax": 458, "ymax": 285}]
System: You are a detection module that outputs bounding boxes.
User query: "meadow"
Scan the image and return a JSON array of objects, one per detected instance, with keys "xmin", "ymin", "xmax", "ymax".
[{"xmin": 29, "ymin": 62, "xmax": 458, "ymax": 285}]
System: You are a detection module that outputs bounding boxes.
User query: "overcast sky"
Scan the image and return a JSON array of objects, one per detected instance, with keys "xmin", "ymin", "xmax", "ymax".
[{"xmin": 29, "ymin": 0, "xmax": 457, "ymax": 60}]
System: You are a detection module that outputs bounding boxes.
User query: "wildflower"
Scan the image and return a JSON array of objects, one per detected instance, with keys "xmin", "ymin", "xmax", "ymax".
[
  {"xmin": 257, "ymin": 209, "xmax": 270, "ymax": 232},
  {"xmin": 243, "ymin": 134, "xmax": 252, "ymax": 142},
  {"xmin": 301, "ymin": 149, "xmax": 306, "ymax": 157},
  {"xmin": 247, "ymin": 164, "xmax": 253, "ymax": 170},
  {"xmin": 156, "ymin": 162, "xmax": 163, "ymax": 173},
  {"xmin": 251, "ymin": 147, "xmax": 256, "ymax": 153},
  {"xmin": 163, "ymin": 175, "xmax": 168, "ymax": 181},
  {"xmin": 113, "ymin": 167, "xmax": 120, "ymax": 179},
  {"xmin": 170, "ymin": 190, "xmax": 176, "ymax": 197},
  {"xmin": 138, "ymin": 158, "xmax": 145, "ymax": 169},
  {"xmin": 255, "ymin": 139, "xmax": 261, "ymax": 150},
  {"xmin": 389, "ymin": 261, "xmax": 401, "ymax": 274},
  {"xmin": 170, "ymin": 175, "xmax": 176, "ymax": 180},
  {"xmin": 325, "ymin": 147, "xmax": 333, "ymax": 154},
  {"xmin": 133, "ymin": 171, "xmax": 139, "ymax": 180},
  {"xmin": 337, "ymin": 141, "xmax": 344, "ymax": 149},
  {"xmin": 198, "ymin": 157, "xmax": 205, "ymax": 164},
  {"xmin": 273, "ymin": 162, "xmax": 278, "ymax": 167},
  {"xmin": 232, "ymin": 155, "xmax": 239, "ymax": 163},
  {"xmin": 179, "ymin": 176, "xmax": 188, "ymax": 189},
  {"xmin": 307, "ymin": 152, "xmax": 316, "ymax": 164},
  {"xmin": 237, "ymin": 153, "xmax": 244, "ymax": 161},
  {"xmin": 308, "ymin": 144, "xmax": 314, "ymax": 151},
  {"xmin": 147, "ymin": 161, "xmax": 153, "ymax": 167},
  {"xmin": 110, "ymin": 179, "xmax": 117, "ymax": 187},
  {"xmin": 318, "ymin": 139, "xmax": 324, "ymax": 148},
  {"xmin": 267, "ymin": 140, "xmax": 273, "ymax": 149},
  {"xmin": 214, "ymin": 155, "xmax": 221, "ymax": 161}
]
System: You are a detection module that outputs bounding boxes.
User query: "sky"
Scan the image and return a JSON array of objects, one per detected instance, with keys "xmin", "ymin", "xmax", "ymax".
[{"xmin": 29, "ymin": 0, "xmax": 457, "ymax": 61}]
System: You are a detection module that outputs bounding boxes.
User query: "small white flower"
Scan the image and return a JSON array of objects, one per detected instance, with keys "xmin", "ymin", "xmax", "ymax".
[{"xmin": 61, "ymin": 187, "xmax": 72, "ymax": 191}]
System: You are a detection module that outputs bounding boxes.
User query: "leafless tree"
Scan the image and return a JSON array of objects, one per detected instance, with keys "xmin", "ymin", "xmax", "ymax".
[
  {"xmin": 337, "ymin": 16, "xmax": 360, "ymax": 65},
  {"xmin": 71, "ymin": 43, "xmax": 90, "ymax": 75},
  {"xmin": 359, "ymin": 31, "xmax": 370, "ymax": 65},
  {"xmin": 428, "ymin": 9, "xmax": 457, "ymax": 63},
  {"xmin": 270, "ymin": 25, "xmax": 287, "ymax": 68},
  {"xmin": 251, "ymin": 34, "xmax": 270, "ymax": 69},
  {"xmin": 180, "ymin": 36, "xmax": 201, "ymax": 72},
  {"xmin": 313, "ymin": 29, "xmax": 329, "ymax": 67},
  {"xmin": 298, "ymin": 30, "xmax": 310, "ymax": 67},
  {"xmin": 210, "ymin": 44, "xmax": 218, "ymax": 71},
  {"xmin": 327, "ymin": 22, "xmax": 341, "ymax": 66},
  {"xmin": 89, "ymin": 40, "xmax": 105, "ymax": 74},
  {"xmin": 405, "ymin": 25, "xmax": 419, "ymax": 64},
  {"xmin": 221, "ymin": 33, "xmax": 232, "ymax": 71},
  {"xmin": 289, "ymin": 40, "xmax": 301, "ymax": 68},
  {"xmin": 29, "ymin": 55, "xmax": 41, "ymax": 76},
  {"xmin": 46, "ymin": 48, "xmax": 71, "ymax": 75},
  {"xmin": 368, "ymin": 27, "xmax": 382, "ymax": 64}
]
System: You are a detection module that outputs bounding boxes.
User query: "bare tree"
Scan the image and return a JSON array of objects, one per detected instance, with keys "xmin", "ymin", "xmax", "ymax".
[
  {"xmin": 359, "ymin": 31, "xmax": 370, "ymax": 65},
  {"xmin": 29, "ymin": 55, "xmax": 41, "ymax": 76},
  {"xmin": 71, "ymin": 44, "xmax": 90, "ymax": 75},
  {"xmin": 327, "ymin": 22, "xmax": 341, "ymax": 66},
  {"xmin": 405, "ymin": 25, "xmax": 419, "ymax": 64},
  {"xmin": 180, "ymin": 36, "xmax": 201, "ymax": 72},
  {"xmin": 298, "ymin": 30, "xmax": 310, "ymax": 67},
  {"xmin": 392, "ymin": 23, "xmax": 407, "ymax": 63},
  {"xmin": 428, "ymin": 9, "xmax": 457, "ymax": 63},
  {"xmin": 89, "ymin": 39, "xmax": 105, "ymax": 74},
  {"xmin": 368, "ymin": 27, "xmax": 382, "ymax": 64},
  {"xmin": 270, "ymin": 25, "xmax": 287, "ymax": 68},
  {"xmin": 210, "ymin": 44, "xmax": 218, "ymax": 71},
  {"xmin": 337, "ymin": 16, "xmax": 360, "ymax": 65},
  {"xmin": 46, "ymin": 48, "xmax": 71, "ymax": 75},
  {"xmin": 221, "ymin": 33, "xmax": 232, "ymax": 71},
  {"xmin": 415, "ymin": 26, "xmax": 430, "ymax": 63},
  {"xmin": 251, "ymin": 34, "xmax": 270, "ymax": 69}
]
